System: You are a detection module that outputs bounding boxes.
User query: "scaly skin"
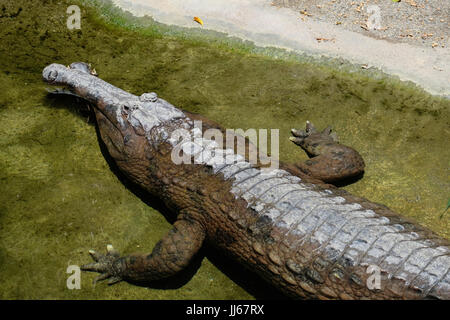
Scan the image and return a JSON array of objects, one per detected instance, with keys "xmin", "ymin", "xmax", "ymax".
[{"xmin": 43, "ymin": 62, "xmax": 450, "ymax": 299}]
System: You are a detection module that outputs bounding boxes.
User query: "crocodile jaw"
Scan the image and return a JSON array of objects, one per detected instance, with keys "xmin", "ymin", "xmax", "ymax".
[{"xmin": 43, "ymin": 63, "xmax": 186, "ymax": 135}]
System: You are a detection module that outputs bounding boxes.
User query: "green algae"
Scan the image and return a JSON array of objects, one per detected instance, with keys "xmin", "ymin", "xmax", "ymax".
[{"xmin": 0, "ymin": 0, "xmax": 449, "ymax": 300}]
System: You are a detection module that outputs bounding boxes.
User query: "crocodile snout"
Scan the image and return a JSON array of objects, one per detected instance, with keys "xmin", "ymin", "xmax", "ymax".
[{"xmin": 42, "ymin": 63, "xmax": 66, "ymax": 84}]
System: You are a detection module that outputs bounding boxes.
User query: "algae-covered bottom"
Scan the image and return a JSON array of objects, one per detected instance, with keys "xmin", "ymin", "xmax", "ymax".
[{"xmin": 0, "ymin": 0, "xmax": 448, "ymax": 299}]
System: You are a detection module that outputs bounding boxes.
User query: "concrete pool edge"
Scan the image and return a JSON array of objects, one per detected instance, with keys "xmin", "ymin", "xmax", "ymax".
[{"xmin": 107, "ymin": 0, "xmax": 449, "ymax": 99}]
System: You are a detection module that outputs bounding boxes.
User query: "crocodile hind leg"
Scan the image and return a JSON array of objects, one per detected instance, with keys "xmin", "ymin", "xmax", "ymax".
[
  {"xmin": 286, "ymin": 121, "xmax": 365, "ymax": 184},
  {"xmin": 81, "ymin": 218, "xmax": 205, "ymax": 284}
]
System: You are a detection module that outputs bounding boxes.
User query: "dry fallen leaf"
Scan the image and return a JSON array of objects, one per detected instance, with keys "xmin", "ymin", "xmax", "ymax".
[
  {"xmin": 300, "ymin": 10, "xmax": 312, "ymax": 17},
  {"xmin": 316, "ymin": 37, "xmax": 335, "ymax": 43},
  {"xmin": 405, "ymin": 0, "xmax": 417, "ymax": 7},
  {"xmin": 193, "ymin": 16, "xmax": 204, "ymax": 26},
  {"xmin": 360, "ymin": 25, "xmax": 369, "ymax": 31},
  {"xmin": 421, "ymin": 33, "xmax": 433, "ymax": 39}
]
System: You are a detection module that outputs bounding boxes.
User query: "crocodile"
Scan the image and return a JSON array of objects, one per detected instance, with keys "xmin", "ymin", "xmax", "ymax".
[{"xmin": 42, "ymin": 62, "xmax": 450, "ymax": 300}]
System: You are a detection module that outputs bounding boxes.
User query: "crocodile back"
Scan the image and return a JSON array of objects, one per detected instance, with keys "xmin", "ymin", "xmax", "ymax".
[
  {"xmin": 162, "ymin": 117, "xmax": 450, "ymax": 299},
  {"xmin": 227, "ymin": 164, "xmax": 450, "ymax": 299}
]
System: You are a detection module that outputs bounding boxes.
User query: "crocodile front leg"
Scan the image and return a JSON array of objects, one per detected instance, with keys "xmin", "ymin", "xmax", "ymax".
[
  {"xmin": 81, "ymin": 218, "xmax": 205, "ymax": 284},
  {"xmin": 287, "ymin": 121, "xmax": 365, "ymax": 184}
]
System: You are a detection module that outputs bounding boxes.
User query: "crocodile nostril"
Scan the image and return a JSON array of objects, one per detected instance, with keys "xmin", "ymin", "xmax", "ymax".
[{"xmin": 47, "ymin": 70, "xmax": 58, "ymax": 82}]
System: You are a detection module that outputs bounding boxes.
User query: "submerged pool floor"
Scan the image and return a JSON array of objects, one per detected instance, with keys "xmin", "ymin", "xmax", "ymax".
[{"xmin": 0, "ymin": 0, "xmax": 448, "ymax": 299}]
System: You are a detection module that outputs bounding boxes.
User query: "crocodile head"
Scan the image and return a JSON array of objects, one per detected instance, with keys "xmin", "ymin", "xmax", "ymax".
[{"xmin": 43, "ymin": 62, "xmax": 186, "ymax": 163}]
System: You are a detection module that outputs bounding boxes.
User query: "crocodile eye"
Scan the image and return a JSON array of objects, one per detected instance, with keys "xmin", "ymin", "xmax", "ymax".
[
  {"xmin": 122, "ymin": 102, "xmax": 140, "ymax": 115},
  {"xmin": 139, "ymin": 92, "xmax": 158, "ymax": 103},
  {"xmin": 122, "ymin": 105, "xmax": 131, "ymax": 116}
]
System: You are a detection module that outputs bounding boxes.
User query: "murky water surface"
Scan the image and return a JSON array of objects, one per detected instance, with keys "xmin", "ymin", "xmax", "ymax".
[{"xmin": 0, "ymin": 0, "xmax": 448, "ymax": 299}]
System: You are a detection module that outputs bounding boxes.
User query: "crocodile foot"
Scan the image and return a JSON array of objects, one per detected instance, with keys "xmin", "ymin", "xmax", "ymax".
[
  {"xmin": 289, "ymin": 121, "xmax": 338, "ymax": 157},
  {"xmin": 81, "ymin": 244, "xmax": 125, "ymax": 285}
]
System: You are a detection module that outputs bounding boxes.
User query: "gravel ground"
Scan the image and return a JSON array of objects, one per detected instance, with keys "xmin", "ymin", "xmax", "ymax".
[{"xmin": 272, "ymin": 0, "xmax": 449, "ymax": 48}]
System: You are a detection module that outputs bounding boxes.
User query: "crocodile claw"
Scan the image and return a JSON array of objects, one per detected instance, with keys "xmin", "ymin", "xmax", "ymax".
[
  {"xmin": 81, "ymin": 244, "xmax": 124, "ymax": 285},
  {"xmin": 290, "ymin": 121, "xmax": 340, "ymax": 157},
  {"xmin": 290, "ymin": 121, "xmax": 338, "ymax": 146}
]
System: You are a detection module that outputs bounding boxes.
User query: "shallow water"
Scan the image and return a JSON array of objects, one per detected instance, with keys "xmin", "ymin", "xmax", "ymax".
[{"xmin": 0, "ymin": 0, "xmax": 448, "ymax": 299}]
